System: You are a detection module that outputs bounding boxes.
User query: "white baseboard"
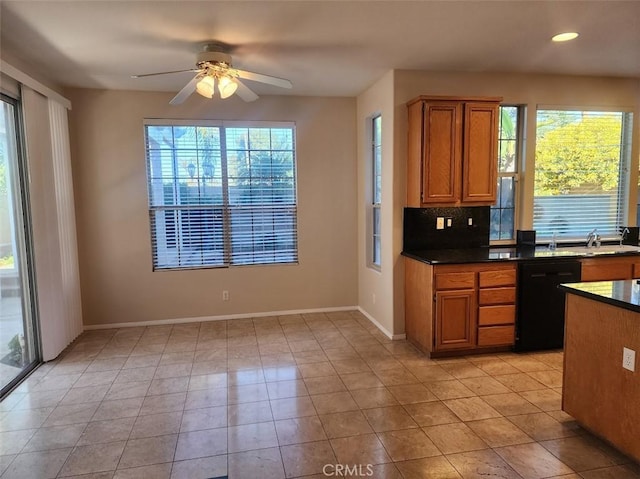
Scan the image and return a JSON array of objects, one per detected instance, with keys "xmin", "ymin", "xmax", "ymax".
[
  {"xmin": 83, "ymin": 304, "xmax": 406, "ymax": 341},
  {"xmin": 356, "ymin": 306, "xmax": 405, "ymax": 340},
  {"xmin": 83, "ymin": 305, "xmax": 358, "ymax": 330}
]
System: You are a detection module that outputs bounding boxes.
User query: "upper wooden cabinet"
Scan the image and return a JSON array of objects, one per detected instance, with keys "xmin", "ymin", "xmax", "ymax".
[{"xmin": 407, "ymin": 96, "xmax": 501, "ymax": 206}]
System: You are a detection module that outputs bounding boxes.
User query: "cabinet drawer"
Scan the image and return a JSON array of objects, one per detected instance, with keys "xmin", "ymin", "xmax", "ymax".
[
  {"xmin": 478, "ymin": 269, "xmax": 516, "ymax": 288},
  {"xmin": 478, "ymin": 287, "xmax": 516, "ymax": 305},
  {"xmin": 435, "ymin": 272, "xmax": 475, "ymax": 290},
  {"xmin": 581, "ymin": 262, "xmax": 631, "ymax": 282},
  {"xmin": 477, "ymin": 325, "xmax": 515, "ymax": 346},
  {"xmin": 478, "ymin": 305, "xmax": 515, "ymax": 326}
]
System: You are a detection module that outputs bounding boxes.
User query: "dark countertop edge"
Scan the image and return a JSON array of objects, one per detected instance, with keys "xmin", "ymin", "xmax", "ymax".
[
  {"xmin": 402, "ymin": 247, "xmax": 640, "ymax": 265},
  {"xmin": 559, "ymin": 281, "xmax": 640, "ymax": 314},
  {"xmin": 401, "ymin": 249, "xmax": 513, "ymax": 265}
]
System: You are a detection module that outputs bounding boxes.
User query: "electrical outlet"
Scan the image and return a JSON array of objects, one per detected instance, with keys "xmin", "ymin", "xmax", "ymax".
[
  {"xmin": 623, "ymin": 347, "xmax": 636, "ymax": 372},
  {"xmin": 436, "ymin": 217, "xmax": 445, "ymax": 230},
  {"xmin": 446, "ymin": 217, "xmax": 452, "ymax": 228},
  {"xmin": 468, "ymin": 217, "xmax": 473, "ymax": 226},
  {"xmin": 222, "ymin": 290, "xmax": 229, "ymax": 301}
]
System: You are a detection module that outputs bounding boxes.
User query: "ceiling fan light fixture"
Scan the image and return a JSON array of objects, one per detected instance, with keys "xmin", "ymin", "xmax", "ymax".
[
  {"xmin": 196, "ymin": 75, "xmax": 216, "ymax": 98},
  {"xmin": 134, "ymin": 41, "xmax": 292, "ymax": 105},
  {"xmin": 218, "ymin": 75, "xmax": 238, "ymax": 99},
  {"xmin": 552, "ymin": 32, "xmax": 579, "ymax": 42}
]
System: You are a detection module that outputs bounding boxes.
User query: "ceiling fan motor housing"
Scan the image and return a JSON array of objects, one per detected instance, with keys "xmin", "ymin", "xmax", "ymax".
[
  {"xmin": 198, "ymin": 42, "xmax": 233, "ymax": 69},
  {"xmin": 197, "ymin": 51, "xmax": 232, "ymax": 65}
]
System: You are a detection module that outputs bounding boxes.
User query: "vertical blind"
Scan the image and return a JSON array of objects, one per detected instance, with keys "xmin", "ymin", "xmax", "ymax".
[
  {"xmin": 533, "ymin": 110, "xmax": 633, "ymax": 240},
  {"xmin": 145, "ymin": 121, "xmax": 298, "ymax": 269},
  {"xmin": 23, "ymin": 87, "xmax": 82, "ymax": 361},
  {"xmin": 49, "ymin": 99, "xmax": 83, "ymax": 352}
]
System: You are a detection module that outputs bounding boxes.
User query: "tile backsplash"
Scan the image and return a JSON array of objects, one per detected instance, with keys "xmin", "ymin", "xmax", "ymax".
[{"xmin": 403, "ymin": 206, "xmax": 490, "ymax": 251}]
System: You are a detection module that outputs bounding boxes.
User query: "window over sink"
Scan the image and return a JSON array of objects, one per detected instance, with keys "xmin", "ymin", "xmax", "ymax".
[{"xmin": 533, "ymin": 109, "xmax": 633, "ymax": 241}]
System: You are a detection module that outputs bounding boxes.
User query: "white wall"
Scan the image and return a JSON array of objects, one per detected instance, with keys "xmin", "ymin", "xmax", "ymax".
[{"xmin": 67, "ymin": 89, "xmax": 358, "ymax": 326}]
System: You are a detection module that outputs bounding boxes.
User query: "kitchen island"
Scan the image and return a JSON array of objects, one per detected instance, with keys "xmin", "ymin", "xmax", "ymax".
[{"xmin": 559, "ymin": 281, "xmax": 640, "ymax": 463}]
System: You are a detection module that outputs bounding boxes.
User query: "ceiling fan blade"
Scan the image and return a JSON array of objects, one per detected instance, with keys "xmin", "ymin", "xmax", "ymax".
[
  {"xmin": 236, "ymin": 69, "xmax": 292, "ymax": 89},
  {"xmin": 235, "ymin": 79, "xmax": 259, "ymax": 102},
  {"xmin": 169, "ymin": 74, "xmax": 201, "ymax": 105},
  {"xmin": 131, "ymin": 68, "xmax": 200, "ymax": 78}
]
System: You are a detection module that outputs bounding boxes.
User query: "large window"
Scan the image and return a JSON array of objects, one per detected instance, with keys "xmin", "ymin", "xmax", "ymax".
[
  {"xmin": 371, "ymin": 115, "xmax": 381, "ymax": 267},
  {"xmin": 145, "ymin": 121, "xmax": 298, "ymax": 270},
  {"xmin": 533, "ymin": 110, "xmax": 633, "ymax": 240},
  {"xmin": 491, "ymin": 106, "xmax": 522, "ymax": 242}
]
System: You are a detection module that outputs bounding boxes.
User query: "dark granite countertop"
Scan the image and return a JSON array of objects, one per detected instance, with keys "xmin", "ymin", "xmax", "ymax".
[
  {"xmin": 402, "ymin": 245, "xmax": 640, "ymax": 265},
  {"xmin": 559, "ymin": 280, "xmax": 640, "ymax": 314}
]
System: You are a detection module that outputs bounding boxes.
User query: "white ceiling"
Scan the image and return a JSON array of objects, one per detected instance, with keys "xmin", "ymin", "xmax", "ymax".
[{"xmin": 1, "ymin": 1, "xmax": 639, "ymax": 98}]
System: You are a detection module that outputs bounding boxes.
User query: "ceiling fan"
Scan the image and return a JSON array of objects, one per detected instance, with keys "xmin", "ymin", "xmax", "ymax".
[{"xmin": 132, "ymin": 42, "xmax": 293, "ymax": 104}]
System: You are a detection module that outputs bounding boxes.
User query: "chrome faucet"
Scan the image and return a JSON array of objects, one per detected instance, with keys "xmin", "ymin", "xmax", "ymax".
[
  {"xmin": 620, "ymin": 227, "xmax": 630, "ymax": 247},
  {"xmin": 586, "ymin": 228, "xmax": 598, "ymax": 248}
]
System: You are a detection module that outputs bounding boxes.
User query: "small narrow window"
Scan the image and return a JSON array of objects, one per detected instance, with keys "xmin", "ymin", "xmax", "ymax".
[
  {"xmin": 491, "ymin": 105, "xmax": 523, "ymax": 243},
  {"xmin": 371, "ymin": 115, "xmax": 382, "ymax": 267}
]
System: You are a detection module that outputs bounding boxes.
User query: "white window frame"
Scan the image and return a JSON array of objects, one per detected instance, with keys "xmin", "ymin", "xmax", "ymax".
[
  {"xmin": 370, "ymin": 114, "xmax": 382, "ymax": 269},
  {"xmin": 144, "ymin": 119, "xmax": 298, "ymax": 270},
  {"xmin": 490, "ymin": 105, "xmax": 524, "ymax": 245}
]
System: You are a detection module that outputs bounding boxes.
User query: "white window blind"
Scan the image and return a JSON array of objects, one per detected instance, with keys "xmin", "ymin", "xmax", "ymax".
[
  {"xmin": 145, "ymin": 122, "xmax": 298, "ymax": 269},
  {"xmin": 533, "ymin": 110, "xmax": 633, "ymax": 240}
]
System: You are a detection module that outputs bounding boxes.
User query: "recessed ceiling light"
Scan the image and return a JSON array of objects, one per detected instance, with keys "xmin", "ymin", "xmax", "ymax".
[{"xmin": 552, "ymin": 32, "xmax": 579, "ymax": 42}]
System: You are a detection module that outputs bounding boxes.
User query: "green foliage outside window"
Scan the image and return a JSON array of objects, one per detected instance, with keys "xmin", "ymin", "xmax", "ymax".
[{"xmin": 535, "ymin": 114, "xmax": 622, "ymax": 196}]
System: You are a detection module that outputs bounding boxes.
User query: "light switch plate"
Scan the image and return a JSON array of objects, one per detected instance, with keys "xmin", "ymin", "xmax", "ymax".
[
  {"xmin": 446, "ymin": 218, "xmax": 452, "ymax": 227},
  {"xmin": 468, "ymin": 218, "xmax": 473, "ymax": 226},
  {"xmin": 436, "ymin": 217, "xmax": 445, "ymax": 230}
]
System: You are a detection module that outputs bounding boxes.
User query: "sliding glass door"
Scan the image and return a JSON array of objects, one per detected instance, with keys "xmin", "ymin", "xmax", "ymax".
[{"xmin": 0, "ymin": 94, "xmax": 39, "ymax": 397}]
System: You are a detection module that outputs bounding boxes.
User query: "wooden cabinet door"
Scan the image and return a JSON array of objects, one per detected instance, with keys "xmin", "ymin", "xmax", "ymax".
[
  {"xmin": 421, "ymin": 102, "xmax": 462, "ymax": 204},
  {"xmin": 461, "ymin": 103, "xmax": 498, "ymax": 203},
  {"xmin": 435, "ymin": 289, "xmax": 476, "ymax": 350}
]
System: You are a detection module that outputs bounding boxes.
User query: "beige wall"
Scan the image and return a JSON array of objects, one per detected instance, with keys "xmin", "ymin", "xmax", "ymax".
[
  {"xmin": 356, "ymin": 71, "xmax": 399, "ymax": 337},
  {"xmin": 67, "ymin": 89, "xmax": 358, "ymax": 326}
]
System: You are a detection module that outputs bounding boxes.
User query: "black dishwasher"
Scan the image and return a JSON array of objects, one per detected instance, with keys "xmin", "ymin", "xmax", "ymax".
[{"xmin": 516, "ymin": 260, "xmax": 581, "ymax": 351}]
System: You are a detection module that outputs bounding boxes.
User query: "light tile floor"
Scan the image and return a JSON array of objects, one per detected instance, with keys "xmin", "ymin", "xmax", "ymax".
[{"xmin": 0, "ymin": 310, "xmax": 639, "ymax": 479}]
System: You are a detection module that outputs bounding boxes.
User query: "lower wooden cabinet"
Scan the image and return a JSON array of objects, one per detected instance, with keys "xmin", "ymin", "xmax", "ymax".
[
  {"xmin": 405, "ymin": 259, "xmax": 516, "ymax": 356},
  {"xmin": 405, "ymin": 254, "xmax": 640, "ymax": 357},
  {"xmin": 581, "ymin": 257, "xmax": 640, "ymax": 281},
  {"xmin": 435, "ymin": 290, "xmax": 476, "ymax": 350}
]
